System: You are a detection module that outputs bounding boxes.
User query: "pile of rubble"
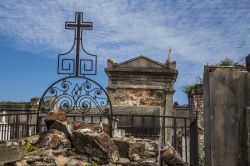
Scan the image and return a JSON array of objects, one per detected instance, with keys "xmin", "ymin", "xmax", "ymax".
[{"xmin": 0, "ymin": 111, "xmax": 186, "ymax": 166}]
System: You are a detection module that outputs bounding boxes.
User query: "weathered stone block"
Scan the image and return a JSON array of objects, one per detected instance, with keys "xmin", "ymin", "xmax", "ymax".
[
  {"xmin": 113, "ymin": 138, "xmax": 145, "ymax": 159},
  {"xmin": 73, "ymin": 130, "xmax": 119, "ymax": 164},
  {"xmin": 44, "ymin": 111, "xmax": 67, "ymax": 129},
  {"xmin": 0, "ymin": 141, "xmax": 23, "ymax": 165},
  {"xmin": 161, "ymin": 142, "xmax": 185, "ymax": 166},
  {"xmin": 204, "ymin": 67, "xmax": 250, "ymax": 166},
  {"xmin": 135, "ymin": 139, "xmax": 158, "ymax": 157},
  {"xmin": 38, "ymin": 129, "xmax": 71, "ymax": 150},
  {"xmin": 50, "ymin": 120, "xmax": 73, "ymax": 140}
]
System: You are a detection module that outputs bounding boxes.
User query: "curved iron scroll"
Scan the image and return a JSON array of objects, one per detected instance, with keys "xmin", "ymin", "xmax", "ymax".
[
  {"xmin": 37, "ymin": 76, "xmax": 113, "ymax": 135},
  {"xmin": 38, "ymin": 76, "xmax": 112, "ymax": 115}
]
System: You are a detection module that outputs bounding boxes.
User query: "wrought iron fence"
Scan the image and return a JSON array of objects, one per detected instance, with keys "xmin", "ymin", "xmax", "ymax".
[
  {"xmin": 0, "ymin": 112, "xmax": 189, "ymax": 161},
  {"xmin": 0, "ymin": 112, "xmax": 38, "ymax": 140}
]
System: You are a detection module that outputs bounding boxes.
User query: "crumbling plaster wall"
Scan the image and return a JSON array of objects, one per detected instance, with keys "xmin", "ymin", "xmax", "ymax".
[
  {"xmin": 204, "ymin": 66, "xmax": 250, "ymax": 166},
  {"xmin": 108, "ymin": 78, "xmax": 175, "ymax": 116},
  {"xmin": 189, "ymin": 85, "xmax": 205, "ymax": 166},
  {"xmin": 110, "ymin": 85, "xmax": 165, "ymax": 107}
]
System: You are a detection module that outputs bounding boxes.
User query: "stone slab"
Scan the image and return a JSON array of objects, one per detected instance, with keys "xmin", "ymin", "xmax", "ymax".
[{"xmin": 0, "ymin": 141, "xmax": 22, "ymax": 165}]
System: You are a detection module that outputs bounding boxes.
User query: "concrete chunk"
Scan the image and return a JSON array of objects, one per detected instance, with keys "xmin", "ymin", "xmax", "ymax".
[
  {"xmin": 0, "ymin": 140, "xmax": 23, "ymax": 165},
  {"xmin": 73, "ymin": 130, "xmax": 119, "ymax": 164}
]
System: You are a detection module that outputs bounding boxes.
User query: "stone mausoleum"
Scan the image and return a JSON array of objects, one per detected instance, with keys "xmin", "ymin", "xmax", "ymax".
[
  {"xmin": 105, "ymin": 55, "xmax": 178, "ymax": 115},
  {"xmin": 104, "ymin": 55, "xmax": 189, "ymax": 160}
]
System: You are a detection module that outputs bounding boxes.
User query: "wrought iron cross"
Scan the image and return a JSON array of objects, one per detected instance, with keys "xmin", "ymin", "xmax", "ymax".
[
  {"xmin": 65, "ymin": 12, "xmax": 92, "ymax": 77},
  {"xmin": 62, "ymin": 12, "xmax": 93, "ymax": 77},
  {"xmin": 58, "ymin": 12, "xmax": 97, "ymax": 76}
]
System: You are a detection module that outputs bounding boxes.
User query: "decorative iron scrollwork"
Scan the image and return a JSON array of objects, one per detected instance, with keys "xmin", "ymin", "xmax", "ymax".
[
  {"xmin": 39, "ymin": 76, "xmax": 111, "ymax": 115},
  {"xmin": 37, "ymin": 12, "xmax": 113, "ymax": 136}
]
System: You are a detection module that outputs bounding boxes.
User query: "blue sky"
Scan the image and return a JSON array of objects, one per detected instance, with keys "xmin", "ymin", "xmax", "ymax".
[{"xmin": 0, "ymin": 0, "xmax": 249, "ymax": 104}]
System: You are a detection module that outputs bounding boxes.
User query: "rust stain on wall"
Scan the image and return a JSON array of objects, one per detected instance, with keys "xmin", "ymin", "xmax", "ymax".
[{"xmin": 113, "ymin": 89, "xmax": 164, "ymax": 106}]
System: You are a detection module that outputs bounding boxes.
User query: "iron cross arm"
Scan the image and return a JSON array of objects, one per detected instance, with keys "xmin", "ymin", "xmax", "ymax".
[
  {"xmin": 65, "ymin": 12, "xmax": 93, "ymax": 39},
  {"xmin": 65, "ymin": 22, "xmax": 92, "ymax": 29}
]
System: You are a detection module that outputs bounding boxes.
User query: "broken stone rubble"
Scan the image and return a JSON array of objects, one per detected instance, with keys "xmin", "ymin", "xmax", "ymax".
[
  {"xmin": 161, "ymin": 142, "xmax": 186, "ymax": 166},
  {"xmin": 0, "ymin": 111, "xmax": 186, "ymax": 166},
  {"xmin": 73, "ymin": 129, "xmax": 119, "ymax": 164},
  {"xmin": 37, "ymin": 129, "xmax": 71, "ymax": 150}
]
